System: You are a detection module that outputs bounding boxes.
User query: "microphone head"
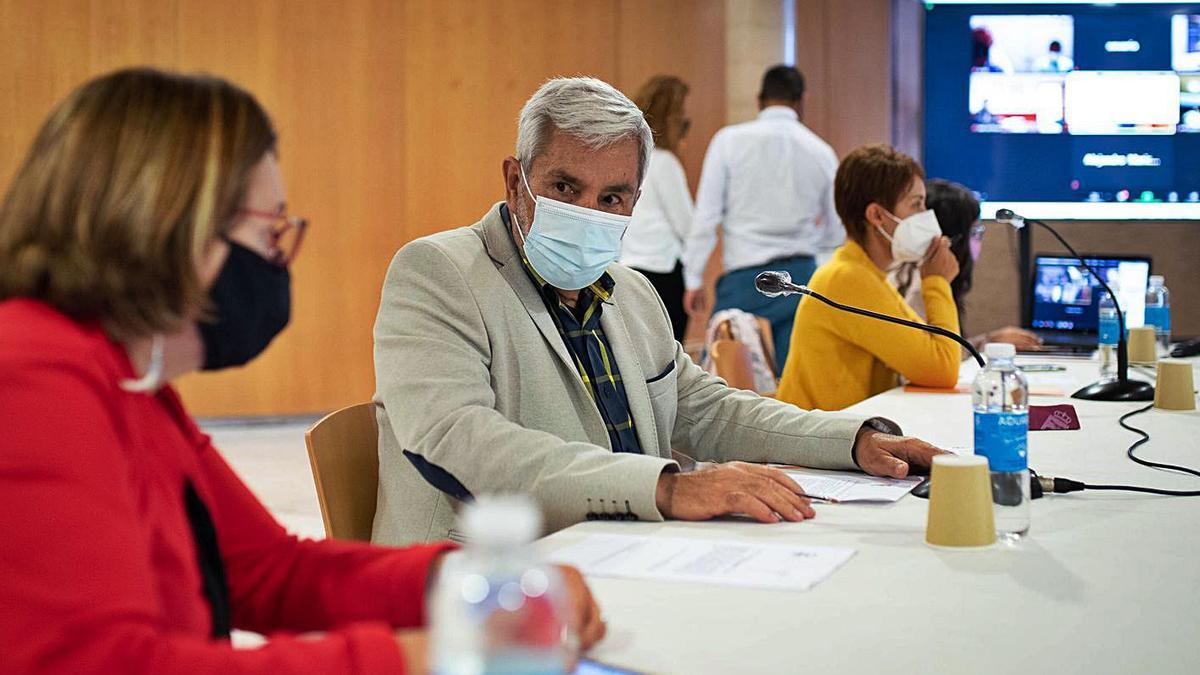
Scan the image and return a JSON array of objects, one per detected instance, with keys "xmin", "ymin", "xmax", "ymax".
[
  {"xmin": 755, "ymin": 270, "xmax": 793, "ymax": 297},
  {"xmin": 994, "ymin": 208, "xmax": 1025, "ymax": 229}
]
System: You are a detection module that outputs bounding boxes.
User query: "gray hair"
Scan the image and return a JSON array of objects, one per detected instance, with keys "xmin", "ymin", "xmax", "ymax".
[{"xmin": 516, "ymin": 77, "xmax": 653, "ymax": 184}]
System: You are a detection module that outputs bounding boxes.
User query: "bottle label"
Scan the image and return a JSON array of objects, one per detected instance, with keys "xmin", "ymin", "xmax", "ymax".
[
  {"xmin": 974, "ymin": 411, "xmax": 1028, "ymax": 472},
  {"xmin": 1098, "ymin": 318, "xmax": 1120, "ymax": 344},
  {"xmin": 1145, "ymin": 306, "xmax": 1171, "ymax": 332}
]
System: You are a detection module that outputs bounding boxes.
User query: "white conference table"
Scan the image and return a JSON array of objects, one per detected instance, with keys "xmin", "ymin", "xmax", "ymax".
[{"xmin": 538, "ymin": 355, "xmax": 1200, "ymax": 675}]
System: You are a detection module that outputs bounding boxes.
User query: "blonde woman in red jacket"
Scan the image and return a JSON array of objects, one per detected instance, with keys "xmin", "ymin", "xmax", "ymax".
[{"xmin": 0, "ymin": 68, "xmax": 604, "ymax": 674}]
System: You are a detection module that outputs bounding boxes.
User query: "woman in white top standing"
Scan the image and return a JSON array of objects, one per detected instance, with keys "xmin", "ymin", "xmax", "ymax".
[{"xmin": 622, "ymin": 75, "xmax": 694, "ymax": 342}]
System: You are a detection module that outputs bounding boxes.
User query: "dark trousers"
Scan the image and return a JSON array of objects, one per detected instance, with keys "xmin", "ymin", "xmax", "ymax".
[
  {"xmin": 633, "ymin": 262, "xmax": 688, "ymax": 343},
  {"xmin": 713, "ymin": 256, "xmax": 817, "ymax": 376}
]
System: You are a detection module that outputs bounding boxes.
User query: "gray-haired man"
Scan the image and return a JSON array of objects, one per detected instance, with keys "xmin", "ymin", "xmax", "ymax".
[{"xmin": 371, "ymin": 77, "xmax": 943, "ymax": 545}]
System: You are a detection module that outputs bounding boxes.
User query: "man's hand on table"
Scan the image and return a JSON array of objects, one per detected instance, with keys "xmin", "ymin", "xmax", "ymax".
[
  {"xmin": 655, "ymin": 461, "xmax": 815, "ymax": 523},
  {"xmin": 653, "ymin": 420, "xmax": 948, "ymax": 523},
  {"xmin": 852, "ymin": 425, "xmax": 947, "ymax": 478}
]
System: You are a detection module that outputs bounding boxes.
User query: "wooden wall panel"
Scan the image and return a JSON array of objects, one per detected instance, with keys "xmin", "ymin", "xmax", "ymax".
[
  {"xmin": 170, "ymin": 0, "xmax": 412, "ymax": 415},
  {"xmin": 825, "ymin": 0, "xmax": 892, "ymax": 154},
  {"xmin": 794, "ymin": 0, "xmax": 892, "ymax": 157},
  {"xmin": 0, "ymin": 0, "xmax": 727, "ymax": 416},
  {"xmin": 0, "ymin": 1, "xmax": 99, "ymax": 182},
  {"xmin": 398, "ymin": 0, "xmax": 620, "ymax": 238},
  {"xmin": 85, "ymin": 0, "xmax": 177, "ymax": 69},
  {"xmin": 792, "ymin": 0, "xmax": 831, "ymax": 140}
]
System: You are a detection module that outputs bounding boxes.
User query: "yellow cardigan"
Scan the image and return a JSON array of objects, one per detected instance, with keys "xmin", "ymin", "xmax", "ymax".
[{"xmin": 776, "ymin": 240, "xmax": 961, "ymax": 410}]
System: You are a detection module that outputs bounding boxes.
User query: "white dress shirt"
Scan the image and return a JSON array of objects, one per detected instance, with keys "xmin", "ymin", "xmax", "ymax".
[
  {"xmin": 620, "ymin": 147, "xmax": 693, "ymax": 274},
  {"xmin": 683, "ymin": 106, "xmax": 845, "ymax": 289}
]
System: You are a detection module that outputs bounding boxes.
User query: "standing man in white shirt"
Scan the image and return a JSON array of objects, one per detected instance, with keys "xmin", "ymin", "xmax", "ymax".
[
  {"xmin": 683, "ymin": 64, "xmax": 844, "ymax": 375},
  {"xmin": 621, "ymin": 75, "xmax": 695, "ymax": 342}
]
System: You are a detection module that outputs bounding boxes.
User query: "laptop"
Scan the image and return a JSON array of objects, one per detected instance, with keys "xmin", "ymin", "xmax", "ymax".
[{"xmin": 1025, "ymin": 253, "xmax": 1152, "ymax": 352}]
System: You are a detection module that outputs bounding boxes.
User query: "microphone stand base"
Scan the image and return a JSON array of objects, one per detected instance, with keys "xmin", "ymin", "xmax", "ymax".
[{"xmin": 1071, "ymin": 378, "xmax": 1155, "ymax": 402}]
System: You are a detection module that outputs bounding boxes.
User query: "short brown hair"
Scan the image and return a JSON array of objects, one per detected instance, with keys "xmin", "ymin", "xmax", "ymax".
[
  {"xmin": 633, "ymin": 75, "xmax": 689, "ymax": 153},
  {"xmin": 0, "ymin": 68, "xmax": 276, "ymax": 341},
  {"xmin": 835, "ymin": 144, "xmax": 925, "ymax": 243}
]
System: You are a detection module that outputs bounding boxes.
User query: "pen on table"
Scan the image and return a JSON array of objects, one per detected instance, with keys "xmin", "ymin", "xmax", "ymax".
[
  {"xmin": 769, "ymin": 464, "xmax": 840, "ymax": 503},
  {"xmin": 1016, "ymin": 364, "xmax": 1066, "ymax": 372}
]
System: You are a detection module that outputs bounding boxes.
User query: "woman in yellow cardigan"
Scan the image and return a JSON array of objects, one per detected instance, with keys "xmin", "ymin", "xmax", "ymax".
[{"xmin": 777, "ymin": 144, "xmax": 962, "ymax": 410}]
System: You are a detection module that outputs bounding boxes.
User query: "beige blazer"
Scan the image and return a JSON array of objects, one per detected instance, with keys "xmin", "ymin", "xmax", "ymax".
[{"xmin": 371, "ymin": 203, "xmax": 868, "ymax": 545}]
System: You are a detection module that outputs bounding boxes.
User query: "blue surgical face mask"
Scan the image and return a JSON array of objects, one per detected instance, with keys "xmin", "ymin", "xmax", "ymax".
[{"xmin": 511, "ymin": 165, "xmax": 630, "ymax": 290}]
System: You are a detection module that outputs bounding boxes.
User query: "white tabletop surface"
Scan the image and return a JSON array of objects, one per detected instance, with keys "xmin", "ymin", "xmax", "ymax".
[{"xmin": 539, "ymin": 356, "xmax": 1200, "ymax": 675}]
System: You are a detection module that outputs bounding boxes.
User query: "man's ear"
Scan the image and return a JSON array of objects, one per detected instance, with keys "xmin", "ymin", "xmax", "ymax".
[
  {"xmin": 502, "ymin": 156, "xmax": 522, "ymax": 204},
  {"xmin": 502, "ymin": 156, "xmax": 528, "ymax": 223}
]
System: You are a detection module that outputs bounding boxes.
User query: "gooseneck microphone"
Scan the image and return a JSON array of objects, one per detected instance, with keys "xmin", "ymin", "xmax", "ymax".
[
  {"xmin": 995, "ymin": 208, "xmax": 1154, "ymax": 401},
  {"xmin": 754, "ymin": 270, "xmax": 985, "ymax": 367}
]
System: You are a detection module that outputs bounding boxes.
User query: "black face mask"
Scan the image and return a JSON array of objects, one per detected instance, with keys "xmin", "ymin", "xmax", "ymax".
[{"xmin": 198, "ymin": 241, "xmax": 291, "ymax": 371}]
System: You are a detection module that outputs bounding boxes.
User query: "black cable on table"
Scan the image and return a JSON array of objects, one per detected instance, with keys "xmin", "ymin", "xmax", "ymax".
[
  {"xmin": 1117, "ymin": 404, "xmax": 1200, "ymax": 478},
  {"xmin": 1041, "ymin": 404, "xmax": 1200, "ymax": 497}
]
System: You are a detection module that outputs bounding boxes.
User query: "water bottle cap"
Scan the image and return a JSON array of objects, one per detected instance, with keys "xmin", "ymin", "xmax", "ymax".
[
  {"xmin": 459, "ymin": 494, "xmax": 543, "ymax": 547},
  {"xmin": 1149, "ymin": 275, "xmax": 1164, "ymax": 285},
  {"xmin": 984, "ymin": 342, "xmax": 1016, "ymax": 359}
]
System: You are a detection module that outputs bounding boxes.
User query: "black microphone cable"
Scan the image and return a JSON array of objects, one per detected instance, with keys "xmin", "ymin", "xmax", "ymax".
[
  {"xmin": 773, "ymin": 280, "xmax": 986, "ymax": 368},
  {"xmin": 1037, "ymin": 404, "xmax": 1200, "ymax": 497}
]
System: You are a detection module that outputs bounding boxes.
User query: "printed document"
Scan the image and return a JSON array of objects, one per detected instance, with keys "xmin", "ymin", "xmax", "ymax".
[
  {"xmin": 549, "ymin": 534, "xmax": 855, "ymax": 591},
  {"xmin": 775, "ymin": 468, "xmax": 922, "ymax": 503}
]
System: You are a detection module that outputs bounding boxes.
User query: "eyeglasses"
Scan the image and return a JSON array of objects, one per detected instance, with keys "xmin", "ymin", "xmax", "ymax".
[
  {"xmin": 951, "ymin": 223, "xmax": 987, "ymax": 248},
  {"xmin": 237, "ymin": 208, "xmax": 309, "ymax": 266}
]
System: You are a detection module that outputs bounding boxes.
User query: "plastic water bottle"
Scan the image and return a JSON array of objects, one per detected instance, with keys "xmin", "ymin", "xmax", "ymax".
[
  {"xmin": 1097, "ymin": 289, "xmax": 1119, "ymax": 381},
  {"xmin": 430, "ymin": 495, "xmax": 570, "ymax": 675},
  {"xmin": 1144, "ymin": 275, "xmax": 1171, "ymax": 357},
  {"xmin": 972, "ymin": 343, "xmax": 1030, "ymax": 543}
]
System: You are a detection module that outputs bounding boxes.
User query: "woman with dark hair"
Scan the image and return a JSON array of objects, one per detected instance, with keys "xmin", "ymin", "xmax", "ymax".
[
  {"xmin": 0, "ymin": 68, "xmax": 603, "ymax": 673},
  {"xmin": 620, "ymin": 74, "xmax": 693, "ymax": 341},
  {"xmin": 892, "ymin": 179, "xmax": 1041, "ymax": 352}
]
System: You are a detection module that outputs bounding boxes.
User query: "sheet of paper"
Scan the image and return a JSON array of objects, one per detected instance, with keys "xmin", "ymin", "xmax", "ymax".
[
  {"xmin": 1020, "ymin": 371, "xmax": 1075, "ymax": 397},
  {"xmin": 549, "ymin": 534, "xmax": 855, "ymax": 592},
  {"xmin": 776, "ymin": 468, "xmax": 922, "ymax": 503}
]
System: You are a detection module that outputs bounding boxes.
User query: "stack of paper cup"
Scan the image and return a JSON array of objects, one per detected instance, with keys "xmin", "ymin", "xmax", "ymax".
[{"xmin": 925, "ymin": 454, "xmax": 996, "ymax": 549}]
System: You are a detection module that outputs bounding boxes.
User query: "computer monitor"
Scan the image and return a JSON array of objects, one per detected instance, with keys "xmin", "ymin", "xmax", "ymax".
[
  {"xmin": 924, "ymin": 2, "xmax": 1200, "ymax": 220},
  {"xmin": 1029, "ymin": 254, "xmax": 1152, "ymax": 333}
]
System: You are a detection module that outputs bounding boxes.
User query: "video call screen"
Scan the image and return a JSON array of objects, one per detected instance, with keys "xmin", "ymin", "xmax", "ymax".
[
  {"xmin": 924, "ymin": 2, "xmax": 1200, "ymax": 220},
  {"xmin": 1030, "ymin": 256, "xmax": 1149, "ymax": 331}
]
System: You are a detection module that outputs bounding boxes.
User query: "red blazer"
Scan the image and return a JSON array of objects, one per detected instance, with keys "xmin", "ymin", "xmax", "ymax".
[{"xmin": 0, "ymin": 299, "xmax": 453, "ymax": 673}]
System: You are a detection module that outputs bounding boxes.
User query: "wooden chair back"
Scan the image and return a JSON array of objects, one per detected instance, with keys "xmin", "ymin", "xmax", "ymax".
[{"xmin": 304, "ymin": 403, "xmax": 379, "ymax": 541}]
